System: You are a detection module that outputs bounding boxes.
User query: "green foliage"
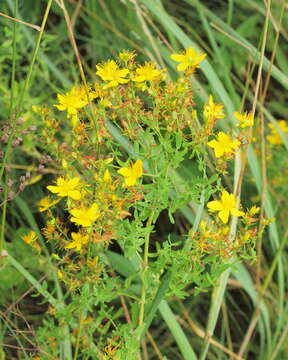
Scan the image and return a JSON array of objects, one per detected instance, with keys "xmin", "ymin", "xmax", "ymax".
[{"xmin": 0, "ymin": 0, "xmax": 287, "ymax": 359}]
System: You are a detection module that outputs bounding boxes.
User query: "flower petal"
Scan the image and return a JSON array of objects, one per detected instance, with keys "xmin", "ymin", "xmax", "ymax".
[
  {"xmin": 207, "ymin": 200, "xmax": 223, "ymax": 212},
  {"xmin": 177, "ymin": 62, "xmax": 188, "ymax": 71},
  {"xmin": 231, "ymin": 209, "xmax": 245, "ymax": 217},
  {"xmin": 125, "ymin": 177, "xmax": 136, "ymax": 186},
  {"xmin": 118, "ymin": 167, "xmax": 132, "ymax": 177},
  {"xmin": 47, "ymin": 185, "xmax": 59, "ymax": 194},
  {"xmin": 218, "ymin": 210, "xmax": 229, "ymax": 224},
  {"xmin": 68, "ymin": 190, "xmax": 81, "ymax": 200},
  {"xmin": 68, "ymin": 177, "xmax": 80, "ymax": 187},
  {"xmin": 132, "ymin": 160, "xmax": 143, "ymax": 178},
  {"xmin": 170, "ymin": 54, "xmax": 185, "ymax": 62}
]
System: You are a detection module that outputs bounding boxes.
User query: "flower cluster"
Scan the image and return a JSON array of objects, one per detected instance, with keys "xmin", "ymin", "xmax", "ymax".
[
  {"xmin": 54, "ymin": 85, "xmax": 97, "ymax": 125},
  {"xmin": 34, "ymin": 159, "xmax": 143, "ymax": 254},
  {"xmin": 25, "ymin": 48, "xmax": 259, "ymax": 358}
]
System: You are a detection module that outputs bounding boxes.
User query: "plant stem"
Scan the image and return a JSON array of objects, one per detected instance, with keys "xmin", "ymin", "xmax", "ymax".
[
  {"xmin": 8, "ymin": 0, "xmax": 18, "ymax": 118},
  {"xmin": 138, "ymin": 211, "xmax": 155, "ymax": 329}
]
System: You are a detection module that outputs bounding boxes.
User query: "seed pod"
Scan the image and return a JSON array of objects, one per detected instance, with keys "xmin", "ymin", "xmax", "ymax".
[{"xmin": 7, "ymin": 191, "xmax": 15, "ymax": 201}]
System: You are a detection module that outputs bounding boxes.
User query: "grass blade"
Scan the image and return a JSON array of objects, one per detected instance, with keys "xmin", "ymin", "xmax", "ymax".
[{"xmin": 158, "ymin": 300, "xmax": 198, "ymax": 360}]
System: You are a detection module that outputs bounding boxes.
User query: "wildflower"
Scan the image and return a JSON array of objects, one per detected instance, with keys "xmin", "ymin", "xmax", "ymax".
[
  {"xmin": 204, "ymin": 95, "xmax": 225, "ymax": 121},
  {"xmin": 22, "ymin": 231, "xmax": 38, "ymax": 244},
  {"xmin": 170, "ymin": 47, "xmax": 206, "ymax": 72},
  {"xmin": 247, "ymin": 205, "xmax": 260, "ymax": 217},
  {"xmin": 234, "ymin": 111, "xmax": 254, "ymax": 128},
  {"xmin": 70, "ymin": 203, "xmax": 100, "ymax": 227},
  {"xmin": 133, "ymin": 62, "xmax": 161, "ymax": 82},
  {"xmin": 266, "ymin": 120, "xmax": 288, "ymax": 145},
  {"xmin": 53, "ymin": 88, "xmax": 86, "ymax": 115},
  {"xmin": 37, "ymin": 196, "xmax": 60, "ymax": 212},
  {"xmin": 119, "ymin": 50, "xmax": 136, "ymax": 63},
  {"xmin": 32, "ymin": 105, "xmax": 50, "ymax": 116},
  {"xmin": 70, "ymin": 114, "xmax": 79, "ymax": 127},
  {"xmin": 54, "ymin": 85, "xmax": 96, "ymax": 116},
  {"xmin": 47, "ymin": 177, "xmax": 81, "ymax": 200},
  {"xmin": 135, "ymin": 82, "xmax": 148, "ymax": 92},
  {"xmin": 207, "ymin": 190, "xmax": 244, "ymax": 224},
  {"xmin": 103, "ymin": 169, "xmax": 112, "ymax": 183},
  {"xmin": 117, "ymin": 159, "xmax": 143, "ymax": 186},
  {"xmin": 94, "ymin": 82, "xmax": 107, "ymax": 98},
  {"xmin": 65, "ymin": 232, "xmax": 89, "ymax": 251},
  {"xmin": 208, "ymin": 132, "xmax": 240, "ymax": 158},
  {"xmin": 96, "ymin": 60, "xmax": 129, "ymax": 88},
  {"xmin": 99, "ymin": 99, "xmax": 112, "ymax": 108}
]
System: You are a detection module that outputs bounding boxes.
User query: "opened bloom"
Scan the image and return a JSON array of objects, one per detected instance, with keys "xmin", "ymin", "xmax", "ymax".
[
  {"xmin": 204, "ymin": 95, "xmax": 225, "ymax": 120},
  {"xmin": 208, "ymin": 132, "xmax": 240, "ymax": 158},
  {"xmin": 118, "ymin": 159, "xmax": 143, "ymax": 186},
  {"xmin": 234, "ymin": 111, "xmax": 254, "ymax": 128},
  {"xmin": 266, "ymin": 120, "xmax": 288, "ymax": 145},
  {"xmin": 47, "ymin": 177, "xmax": 81, "ymax": 200},
  {"xmin": 133, "ymin": 62, "xmax": 161, "ymax": 82},
  {"xmin": 37, "ymin": 196, "xmax": 60, "ymax": 212},
  {"xmin": 70, "ymin": 203, "xmax": 100, "ymax": 227},
  {"xmin": 207, "ymin": 191, "xmax": 244, "ymax": 224},
  {"xmin": 96, "ymin": 60, "xmax": 129, "ymax": 88},
  {"xmin": 65, "ymin": 232, "xmax": 89, "ymax": 251},
  {"xmin": 54, "ymin": 85, "xmax": 97, "ymax": 116},
  {"xmin": 170, "ymin": 47, "xmax": 206, "ymax": 72},
  {"xmin": 22, "ymin": 231, "xmax": 38, "ymax": 244}
]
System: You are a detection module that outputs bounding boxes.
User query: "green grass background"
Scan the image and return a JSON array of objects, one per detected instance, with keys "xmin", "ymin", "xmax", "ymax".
[{"xmin": 0, "ymin": 0, "xmax": 288, "ymax": 359}]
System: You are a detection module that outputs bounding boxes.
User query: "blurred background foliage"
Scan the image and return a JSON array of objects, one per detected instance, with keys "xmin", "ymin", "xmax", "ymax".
[{"xmin": 0, "ymin": 0, "xmax": 288, "ymax": 359}]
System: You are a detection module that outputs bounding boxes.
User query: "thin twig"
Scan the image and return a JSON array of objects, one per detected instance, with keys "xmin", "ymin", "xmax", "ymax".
[
  {"xmin": 0, "ymin": 12, "xmax": 40, "ymax": 31},
  {"xmin": 71, "ymin": 0, "xmax": 83, "ymax": 29},
  {"xmin": 210, "ymin": 22, "xmax": 252, "ymax": 51},
  {"xmin": 147, "ymin": 331, "xmax": 164, "ymax": 360}
]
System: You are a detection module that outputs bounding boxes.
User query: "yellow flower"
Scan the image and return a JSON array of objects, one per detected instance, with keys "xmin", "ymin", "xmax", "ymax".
[
  {"xmin": 208, "ymin": 132, "xmax": 240, "ymax": 158},
  {"xmin": 70, "ymin": 203, "xmax": 100, "ymax": 227},
  {"xmin": 32, "ymin": 105, "xmax": 50, "ymax": 116},
  {"xmin": 234, "ymin": 111, "xmax": 254, "ymax": 128},
  {"xmin": 119, "ymin": 50, "xmax": 136, "ymax": 63},
  {"xmin": 47, "ymin": 177, "xmax": 81, "ymax": 200},
  {"xmin": 54, "ymin": 85, "xmax": 96, "ymax": 116},
  {"xmin": 99, "ymin": 99, "xmax": 112, "ymax": 108},
  {"xmin": 65, "ymin": 232, "xmax": 89, "ymax": 251},
  {"xmin": 207, "ymin": 190, "xmax": 244, "ymax": 224},
  {"xmin": 22, "ymin": 231, "xmax": 38, "ymax": 244},
  {"xmin": 170, "ymin": 47, "xmax": 206, "ymax": 72},
  {"xmin": 103, "ymin": 169, "xmax": 112, "ymax": 183},
  {"xmin": 133, "ymin": 62, "xmax": 161, "ymax": 82},
  {"xmin": 37, "ymin": 196, "xmax": 60, "ymax": 212},
  {"xmin": 247, "ymin": 205, "xmax": 260, "ymax": 217},
  {"xmin": 266, "ymin": 120, "xmax": 288, "ymax": 145},
  {"xmin": 204, "ymin": 95, "xmax": 225, "ymax": 120},
  {"xmin": 117, "ymin": 159, "xmax": 143, "ymax": 186},
  {"xmin": 96, "ymin": 60, "xmax": 129, "ymax": 88},
  {"xmin": 135, "ymin": 82, "xmax": 148, "ymax": 92}
]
